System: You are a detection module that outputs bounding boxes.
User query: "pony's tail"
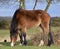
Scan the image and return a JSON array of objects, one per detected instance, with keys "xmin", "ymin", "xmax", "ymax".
[
  {"xmin": 49, "ymin": 18, "xmax": 51, "ymax": 32},
  {"xmin": 48, "ymin": 18, "xmax": 54, "ymax": 46}
]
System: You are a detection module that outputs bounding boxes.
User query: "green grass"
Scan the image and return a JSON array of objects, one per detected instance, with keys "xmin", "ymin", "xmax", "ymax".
[
  {"xmin": 51, "ymin": 26, "xmax": 60, "ymax": 32},
  {"xmin": 0, "ymin": 27, "xmax": 60, "ymax": 49},
  {"xmin": 0, "ymin": 42, "xmax": 60, "ymax": 49},
  {"xmin": 27, "ymin": 27, "xmax": 40, "ymax": 35},
  {"xmin": 0, "ymin": 41, "xmax": 60, "ymax": 49},
  {"xmin": 0, "ymin": 26, "xmax": 60, "ymax": 37},
  {"xmin": 0, "ymin": 27, "xmax": 40, "ymax": 38},
  {"xmin": 0, "ymin": 29, "xmax": 9, "ymax": 38}
]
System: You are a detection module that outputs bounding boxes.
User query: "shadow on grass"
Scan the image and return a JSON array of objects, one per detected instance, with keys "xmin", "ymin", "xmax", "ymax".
[
  {"xmin": 0, "ymin": 42, "xmax": 10, "ymax": 46},
  {"xmin": 0, "ymin": 40, "xmax": 34, "ymax": 46},
  {"xmin": 0, "ymin": 41, "xmax": 21, "ymax": 46}
]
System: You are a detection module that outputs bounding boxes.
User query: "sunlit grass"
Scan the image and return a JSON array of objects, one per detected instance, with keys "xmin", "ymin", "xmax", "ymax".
[
  {"xmin": 0, "ymin": 26, "xmax": 60, "ymax": 37},
  {"xmin": 0, "ymin": 42, "xmax": 60, "ymax": 49},
  {"xmin": 0, "ymin": 27, "xmax": 60, "ymax": 49},
  {"xmin": 0, "ymin": 29, "xmax": 9, "ymax": 38},
  {"xmin": 51, "ymin": 26, "xmax": 60, "ymax": 32}
]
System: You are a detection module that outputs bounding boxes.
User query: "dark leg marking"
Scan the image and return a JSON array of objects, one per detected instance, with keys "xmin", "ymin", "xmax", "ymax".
[
  {"xmin": 48, "ymin": 32, "xmax": 54, "ymax": 46},
  {"xmin": 19, "ymin": 33, "xmax": 23, "ymax": 44},
  {"xmin": 23, "ymin": 33, "xmax": 27, "ymax": 45}
]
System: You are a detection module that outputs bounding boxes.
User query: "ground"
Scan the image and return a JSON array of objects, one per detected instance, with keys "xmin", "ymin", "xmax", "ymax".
[{"xmin": 0, "ymin": 27, "xmax": 60, "ymax": 49}]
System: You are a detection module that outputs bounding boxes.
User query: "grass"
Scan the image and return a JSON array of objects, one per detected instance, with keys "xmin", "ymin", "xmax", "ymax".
[
  {"xmin": 0, "ymin": 42, "xmax": 60, "ymax": 49},
  {"xmin": 0, "ymin": 27, "xmax": 40, "ymax": 38},
  {"xmin": 27, "ymin": 27, "xmax": 40, "ymax": 35},
  {"xmin": 0, "ymin": 29, "xmax": 9, "ymax": 38},
  {"xmin": 0, "ymin": 41, "xmax": 60, "ymax": 49},
  {"xmin": 0, "ymin": 26, "xmax": 60, "ymax": 49},
  {"xmin": 0, "ymin": 26, "xmax": 60, "ymax": 37},
  {"xmin": 51, "ymin": 26, "xmax": 60, "ymax": 32}
]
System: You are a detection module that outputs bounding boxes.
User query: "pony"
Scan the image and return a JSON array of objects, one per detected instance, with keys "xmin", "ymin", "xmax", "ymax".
[{"xmin": 10, "ymin": 9, "xmax": 53, "ymax": 46}]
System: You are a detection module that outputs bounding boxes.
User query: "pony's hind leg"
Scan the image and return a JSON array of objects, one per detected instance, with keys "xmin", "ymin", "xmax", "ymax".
[
  {"xmin": 39, "ymin": 24, "xmax": 45, "ymax": 46},
  {"xmin": 10, "ymin": 32, "xmax": 18, "ymax": 46},
  {"xmin": 43, "ymin": 23, "xmax": 53, "ymax": 46},
  {"xmin": 40, "ymin": 22, "xmax": 53, "ymax": 46}
]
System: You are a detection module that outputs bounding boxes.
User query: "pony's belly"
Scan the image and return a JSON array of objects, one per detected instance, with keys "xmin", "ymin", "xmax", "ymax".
[{"xmin": 26, "ymin": 20, "xmax": 41, "ymax": 28}]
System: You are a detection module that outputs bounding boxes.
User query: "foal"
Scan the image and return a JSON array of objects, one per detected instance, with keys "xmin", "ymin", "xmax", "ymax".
[{"xmin": 10, "ymin": 9, "xmax": 53, "ymax": 46}]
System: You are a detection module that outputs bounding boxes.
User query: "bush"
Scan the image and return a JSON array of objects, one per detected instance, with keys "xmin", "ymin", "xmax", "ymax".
[
  {"xmin": 0, "ymin": 20, "xmax": 9, "ymax": 29},
  {"xmin": 28, "ymin": 33, "xmax": 48, "ymax": 46},
  {"xmin": 51, "ymin": 17, "xmax": 60, "ymax": 27},
  {"xmin": 28, "ymin": 31, "xmax": 60, "ymax": 46}
]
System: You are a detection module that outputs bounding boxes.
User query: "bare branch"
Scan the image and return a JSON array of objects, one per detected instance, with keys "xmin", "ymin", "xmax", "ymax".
[
  {"xmin": 33, "ymin": 0, "xmax": 38, "ymax": 10},
  {"xmin": 45, "ymin": 0, "xmax": 52, "ymax": 12}
]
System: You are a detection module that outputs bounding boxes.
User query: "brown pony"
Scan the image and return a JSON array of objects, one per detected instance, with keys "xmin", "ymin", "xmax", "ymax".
[{"xmin": 10, "ymin": 9, "xmax": 53, "ymax": 46}]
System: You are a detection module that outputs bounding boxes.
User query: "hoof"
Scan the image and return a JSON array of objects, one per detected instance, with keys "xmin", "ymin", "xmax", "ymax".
[
  {"xmin": 19, "ymin": 43, "xmax": 23, "ymax": 46},
  {"xmin": 39, "ymin": 40, "xmax": 44, "ymax": 46},
  {"xmin": 11, "ymin": 42, "xmax": 14, "ymax": 47}
]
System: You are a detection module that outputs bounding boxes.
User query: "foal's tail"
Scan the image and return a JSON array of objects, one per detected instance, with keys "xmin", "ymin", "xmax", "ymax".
[{"xmin": 48, "ymin": 18, "xmax": 54, "ymax": 46}]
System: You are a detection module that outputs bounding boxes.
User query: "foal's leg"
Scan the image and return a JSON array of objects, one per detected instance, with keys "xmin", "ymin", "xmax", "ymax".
[
  {"xmin": 41, "ymin": 22, "xmax": 52, "ymax": 46},
  {"xmin": 47, "ymin": 32, "xmax": 54, "ymax": 46},
  {"xmin": 39, "ymin": 22, "xmax": 50, "ymax": 46},
  {"xmin": 23, "ymin": 32, "xmax": 27, "ymax": 45},
  {"xmin": 18, "ymin": 29, "xmax": 23, "ymax": 45},
  {"xmin": 39, "ymin": 24, "xmax": 45, "ymax": 46},
  {"xmin": 19, "ymin": 28, "xmax": 27, "ymax": 45},
  {"xmin": 47, "ymin": 24, "xmax": 54, "ymax": 46},
  {"xmin": 19, "ymin": 33, "xmax": 23, "ymax": 45},
  {"xmin": 43, "ymin": 24, "xmax": 49, "ymax": 46},
  {"xmin": 43, "ymin": 23, "xmax": 54, "ymax": 46},
  {"xmin": 10, "ymin": 32, "xmax": 18, "ymax": 46},
  {"xmin": 22, "ymin": 28, "xmax": 27, "ymax": 45}
]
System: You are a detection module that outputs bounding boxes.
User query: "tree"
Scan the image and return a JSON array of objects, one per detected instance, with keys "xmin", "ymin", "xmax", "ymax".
[
  {"xmin": 33, "ymin": 0, "xmax": 52, "ymax": 12},
  {"xmin": 0, "ymin": 20, "xmax": 9, "ymax": 29},
  {"xmin": 45, "ymin": 0, "xmax": 52, "ymax": 12},
  {"xmin": 19, "ymin": 0, "xmax": 25, "ymax": 9},
  {"xmin": 0, "ymin": 0, "xmax": 60, "ymax": 10},
  {"xmin": 33, "ymin": 0, "xmax": 60, "ymax": 12},
  {"xmin": 33, "ymin": 0, "xmax": 38, "ymax": 10}
]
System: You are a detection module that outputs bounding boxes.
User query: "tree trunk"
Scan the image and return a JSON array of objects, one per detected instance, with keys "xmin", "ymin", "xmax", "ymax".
[
  {"xmin": 19, "ymin": 0, "xmax": 25, "ymax": 9},
  {"xmin": 45, "ymin": 0, "xmax": 52, "ymax": 12}
]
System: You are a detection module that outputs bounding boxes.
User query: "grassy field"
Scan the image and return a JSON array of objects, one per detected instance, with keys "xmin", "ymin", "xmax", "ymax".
[
  {"xmin": 0, "ymin": 41, "xmax": 60, "ymax": 49},
  {"xmin": 0, "ymin": 44, "xmax": 60, "ymax": 49},
  {"xmin": 0, "ymin": 26, "xmax": 60, "ymax": 38},
  {"xmin": 0, "ymin": 30, "xmax": 9, "ymax": 38},
  {"xmin": 0, "ymin": 26, "xmax": 60, "ymax": 49}
]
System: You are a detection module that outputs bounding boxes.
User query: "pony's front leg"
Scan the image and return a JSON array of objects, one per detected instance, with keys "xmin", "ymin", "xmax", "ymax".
[
  {"xmin": 23, "ymin": 32, "xmax": 27, "ymax": 45},
  {"xmin": 19, "ymin": 32, "xmax": 27, "ymax": 46},
  {"xmin": 21, "ymin": 28, "xmax": 27, "ymax": 45},
  {"xmin": 19, "ymin": 32, "xmax": 23, "ymax": 46},
  {"xmin": 19, "ymin": 28, "xmax": 27, "ymax": 46},
  {"xmin": 10, "ymin": 33, "xmax": 18, "ymax": 46}
]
